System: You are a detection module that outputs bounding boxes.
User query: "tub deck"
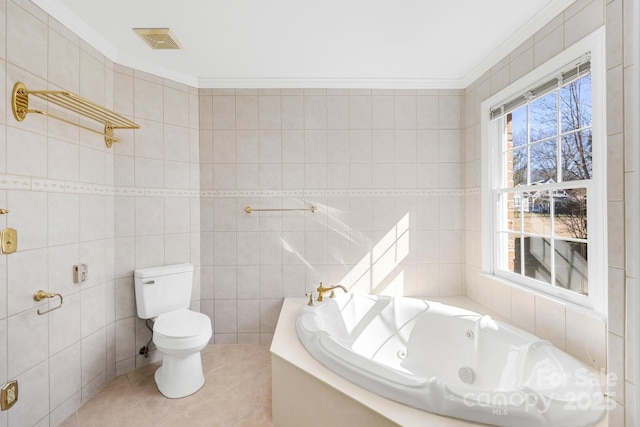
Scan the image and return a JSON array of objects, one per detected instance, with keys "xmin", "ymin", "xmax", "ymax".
[{"xmin": 270, "ymin": 296, "xmax": 609, "ymax": 427}]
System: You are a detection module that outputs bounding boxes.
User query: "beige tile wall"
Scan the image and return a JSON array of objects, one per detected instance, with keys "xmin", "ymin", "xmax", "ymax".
[
  {"xmin": 1, "ymin": 0, "xmax": 634, "ymax": 426},
  {"xmin": 0, "ymin": 0, "xmax": 200, "ymax": 425},
  {"xmin": 198, "ymin": 88, "xmax": 466, "ymax": 344},
  {"xmin": 112, "ymin": 67, "xmax": 201, "ymax": 376},
  {"xmin": 463, "ymin": 0, "xmax": 637, "ymax": 424}
]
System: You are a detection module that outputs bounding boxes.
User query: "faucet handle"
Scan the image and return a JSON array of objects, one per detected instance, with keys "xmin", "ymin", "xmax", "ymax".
[{"xmin": 305, "ymin": 292, "xmax": 315, "ymax": 306}]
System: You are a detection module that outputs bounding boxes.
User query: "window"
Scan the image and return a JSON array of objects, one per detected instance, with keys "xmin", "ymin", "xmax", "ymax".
[{"xmin": 481, "ymin": 29, "xmax": 606, "ymax": 314}]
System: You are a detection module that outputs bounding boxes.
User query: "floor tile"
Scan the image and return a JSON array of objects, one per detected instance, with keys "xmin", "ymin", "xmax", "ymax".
[{"xmin": 60, "ymin": 344, "xmax": 273, "ymax": 427}]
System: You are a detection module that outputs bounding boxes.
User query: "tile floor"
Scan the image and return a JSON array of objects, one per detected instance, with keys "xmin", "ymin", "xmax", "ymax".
[{"xmin": 60, "ymin": 344, "xmax": 275, "ymax": 427}]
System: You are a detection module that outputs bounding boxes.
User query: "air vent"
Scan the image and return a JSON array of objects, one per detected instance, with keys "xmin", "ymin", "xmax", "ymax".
[{"xmin": 132, "ymin": 28, "xmax": 182, "ymax": 50}]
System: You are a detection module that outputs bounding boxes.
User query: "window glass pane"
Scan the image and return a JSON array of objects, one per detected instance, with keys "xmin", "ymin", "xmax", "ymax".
[
  {"xmin": 523, "ymin": 237, "xmax": 552, "ymax": 284},
  {"xmin": 561, "ymin": 74, "xmax": 591, "ymax": 133},
  {"xmin": 530, "ymin": 140, "xmax": 557, "ymax": 182},
  {"xmin": 510, "ymin": 106, "xmax": 527, "ymax": 148},
  {"xmin": 554, "ymin": 240, "xmax": 588, "ymax": 295},
  {"xmin": 523, "ymin": 191, "xmax": 551, "ymax": 235},
  {"xmin": 507, "ymin": 192, "xmax": 522, "ymax": 233},
  {"xmin": 562, "ymin": 130, "xmax": 592, "ymax": 181},
  {"xmin": 506, "ymin": 147, "xmax": 527, "ymax": 187},
  {"xmin": 529, "ymin": 92, "xmax": 557, "ymax": 142},
  {"xmin": 554, "ymin": 188, "xmax": 587, "ymax": 239},
  {"xmin": 506, "ymin": 233, "xmax": 520, "ymax": 274},
  {"xmin": 529, "ymin": 189, "xmax": 551, "ymax": 215},
  {"xmin": 498, "ymin": 192, "xmax": 523, "ymax": 234}
]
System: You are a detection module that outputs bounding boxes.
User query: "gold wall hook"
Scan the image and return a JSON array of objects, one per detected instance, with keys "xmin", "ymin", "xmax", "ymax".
[
  {"xmin": 0, "ymin": 209, "xmax": 8, "ymax": 214},
  {"xmin": 33, "ymin": 290, "xmax": 63, "ymax": 315}
]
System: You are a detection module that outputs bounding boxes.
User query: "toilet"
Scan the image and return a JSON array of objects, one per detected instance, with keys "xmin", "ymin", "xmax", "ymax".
[{"xmin": 134, "ymin": 263, "xmax": 212, "ymax": 398}]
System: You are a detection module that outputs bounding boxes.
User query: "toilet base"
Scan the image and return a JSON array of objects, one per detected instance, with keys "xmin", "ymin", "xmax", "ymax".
[{"xmin": 154, "ymin": 351, "xmax": 206, "ymax": 398}]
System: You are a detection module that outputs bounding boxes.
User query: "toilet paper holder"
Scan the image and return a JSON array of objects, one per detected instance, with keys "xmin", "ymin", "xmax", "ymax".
[{"xmin": 33, "ymin": 290, "xmax": 63, "ymax": 315}]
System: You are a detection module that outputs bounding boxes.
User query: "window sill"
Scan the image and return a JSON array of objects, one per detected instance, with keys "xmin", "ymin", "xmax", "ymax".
[{"xmin": 477, "ymin": 272, "xmax": 606, "ymax": 322}]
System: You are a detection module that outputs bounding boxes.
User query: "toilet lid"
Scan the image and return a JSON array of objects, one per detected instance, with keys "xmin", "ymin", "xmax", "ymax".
[{"xmin": 154, "ymin": 309, "xmax": 211, "ymax": 338}]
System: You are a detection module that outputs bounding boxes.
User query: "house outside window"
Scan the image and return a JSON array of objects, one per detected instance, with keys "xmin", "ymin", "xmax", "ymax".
[{"xmin": 481, "ymin": 30, "xmax": 606, "ymax": 314}]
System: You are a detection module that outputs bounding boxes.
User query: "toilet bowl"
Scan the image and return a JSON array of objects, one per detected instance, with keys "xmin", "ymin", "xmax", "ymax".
[
  {"xmin": 152, "ymin": 309, "xmax": 212, "ymax": 398},
  {"xmin": 134, "ymin": 264, "xmax": 212, "ymax": 399}
]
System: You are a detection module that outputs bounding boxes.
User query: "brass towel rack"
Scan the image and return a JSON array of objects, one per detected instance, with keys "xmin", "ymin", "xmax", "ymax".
[
  {"xmin": 245, "ymin": 206, "xmax": 317, "ymax": 214},
  {"xmin": 11, "ymin": 82, "xmax": 140, "ymax": 148},
  {"xmin": 33, "ymin": 290, "xmax": 63, "ymax": 315}
]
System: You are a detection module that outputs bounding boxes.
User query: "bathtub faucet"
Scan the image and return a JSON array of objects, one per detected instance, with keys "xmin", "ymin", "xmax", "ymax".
[{"xmin": 316, "ymin": 282, "xmax": 348, "ymax": 302}]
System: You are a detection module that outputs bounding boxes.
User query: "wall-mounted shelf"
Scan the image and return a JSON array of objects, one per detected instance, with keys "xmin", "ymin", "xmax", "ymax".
[{"xmin": 11, "ymin": 82, "xmax": 140, "ymax": 148}]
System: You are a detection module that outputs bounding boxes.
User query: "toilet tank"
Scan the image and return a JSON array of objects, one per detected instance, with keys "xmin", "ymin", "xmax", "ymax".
[{"xmin": 134, "ymin": 263, "xmax": 194, "ymax": 319}]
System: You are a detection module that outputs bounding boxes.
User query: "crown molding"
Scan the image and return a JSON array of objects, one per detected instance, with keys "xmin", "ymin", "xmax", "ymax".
[
  {"xmin": 196, "ymin": 77, "xmax": 466, "ymax": 89},
  {"xmin": 460, "ymin": 0, "xmax": 576, "ymax": 88}
]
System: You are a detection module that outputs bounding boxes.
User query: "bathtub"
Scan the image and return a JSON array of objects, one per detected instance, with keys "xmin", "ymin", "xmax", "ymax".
[{"xmin": 295, "ymin": 293, "xmax": 606, "ymax": 427}]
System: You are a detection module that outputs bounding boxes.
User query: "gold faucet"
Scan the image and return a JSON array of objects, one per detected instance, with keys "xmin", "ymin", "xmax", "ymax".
[{"xmin": 316, "ymin": 282, "xmax": 348, "ymax": 302}]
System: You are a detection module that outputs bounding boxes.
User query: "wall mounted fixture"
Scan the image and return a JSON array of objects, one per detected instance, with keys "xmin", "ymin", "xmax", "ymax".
[
  {"xmin": 11, "ymin": 82, "xmax": 140, "ymax": 148},
  {"xmin": 0, "ymin": 381, "xmax": 18, "ymax": 411},
  {"xmin": 244, "ymin": 205, "xmax": 317, "ymax": 214},
  {"xmin": 33, "ymin": 290, "xmax": 63, "ymax": 315},
  {"xmin": 0, "ymin": 228, "xmax": 17, "ymax": 255}
]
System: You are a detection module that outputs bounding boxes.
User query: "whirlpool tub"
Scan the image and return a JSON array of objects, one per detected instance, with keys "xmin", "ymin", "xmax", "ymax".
[{"xmin": 294, "ymin": 293, "xmax": 606, "ymax": 427}]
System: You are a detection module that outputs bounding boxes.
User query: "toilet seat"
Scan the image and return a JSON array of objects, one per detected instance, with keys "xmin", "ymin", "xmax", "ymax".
[
  {"xmin": 154, "ymin": 309, "xmax": 211, "ymax": 339},
  {"xmin": 153, "ymin": 309, "xmax": 212, "ymax": 353}
]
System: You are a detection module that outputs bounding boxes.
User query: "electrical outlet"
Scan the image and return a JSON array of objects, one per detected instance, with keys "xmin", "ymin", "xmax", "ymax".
[{"xmin": 1, "ymin": 380, "xmax": 18, "ymax": 411}]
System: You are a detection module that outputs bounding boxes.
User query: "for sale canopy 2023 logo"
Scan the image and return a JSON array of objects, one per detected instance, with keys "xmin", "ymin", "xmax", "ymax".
[{"xmin": 461, "ymin": 366, "xmax": 616, "ymax": 416}]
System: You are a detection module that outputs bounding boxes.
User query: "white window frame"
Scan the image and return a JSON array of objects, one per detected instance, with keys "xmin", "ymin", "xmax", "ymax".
[{"xmin": 481, "ymin": 28, "xmax": 607, "ymax": 315}]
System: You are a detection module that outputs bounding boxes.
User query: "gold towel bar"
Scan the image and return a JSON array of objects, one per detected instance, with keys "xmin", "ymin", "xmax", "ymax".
[
  {"xmin": 11, "ymin": 82, "xmax": 140, "ymax": 148},
  {"xmin": 33, "ymin": 290, "xmax": 63, "ymax": 315},
  {"xmin": 245, "ymin": 206, "xmax": 317, "ymax": 214}
]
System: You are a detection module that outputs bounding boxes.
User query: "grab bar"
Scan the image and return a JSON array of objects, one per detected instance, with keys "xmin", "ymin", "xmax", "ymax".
[
  {"xmin": 33, "ymin": 290, "xmax": 63, "ymax": 315},
  {"xmin": 245, "ymin": 206, "xmax": 317, "ymax": 214}
]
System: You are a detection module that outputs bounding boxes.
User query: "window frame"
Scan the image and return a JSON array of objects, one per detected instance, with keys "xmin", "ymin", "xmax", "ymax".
[{"xmin": 481, "ymin": 28, "xmax": 607, "ymax": 315}]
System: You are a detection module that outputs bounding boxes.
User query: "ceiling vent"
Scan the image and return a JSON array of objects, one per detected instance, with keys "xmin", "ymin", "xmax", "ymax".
[{"xmin": 133, "ymin": 28, "xmax": 182, "ymax": 50}]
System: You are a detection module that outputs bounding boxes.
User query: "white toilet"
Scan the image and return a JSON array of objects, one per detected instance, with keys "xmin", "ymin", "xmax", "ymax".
[{"xmin": 134, "ymin": 263, "xmax": 212, "ymax": 398}]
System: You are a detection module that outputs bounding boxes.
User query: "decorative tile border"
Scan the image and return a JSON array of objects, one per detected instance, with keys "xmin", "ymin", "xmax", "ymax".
[
  {"xmin": 114, "ymin": 186, "xmax": 145, "ymax": 197},
  {"xmin": 0, "ymin": 174, "xmax": 479, "ymax": 198},
  {"xmin": 0, "ymin": 174, "xmax": 31, "ymax": 191},
  {"xmin": 31, "ymin": 178, "xmax": 67, "ymax": 193},
  {"xmin": 200, "ymin": 188, "xmax": 469, "ymax": 198}
]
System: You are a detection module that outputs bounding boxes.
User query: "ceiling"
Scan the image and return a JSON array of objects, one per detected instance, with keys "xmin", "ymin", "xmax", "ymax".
[{"xmin": 32, "ymin": 0, "xmax": 574, "ymax": 89}]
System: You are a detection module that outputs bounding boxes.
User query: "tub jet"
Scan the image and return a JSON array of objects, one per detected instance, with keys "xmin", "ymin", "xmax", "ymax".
[{"xmin": 458, "ymin": 367, "xmax": 475, "ymax": 384}]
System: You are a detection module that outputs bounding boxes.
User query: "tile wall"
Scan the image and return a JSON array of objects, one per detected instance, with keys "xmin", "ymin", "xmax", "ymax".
[
  {"xmin": 463, "ymin": 0, "xmax": 637, "ymax": 425},
  {"xmin": 111, "ymin": 69, "xmax": 201, "ymax": 371},
  {"xmin": 0, "ymin": 0, "xmax": 636, "ymax": 426},
  {"xmin": 0, "ymin": 0, "xmax": 200, "ymax": 425},
  {"xmin": 198, "ymin": 88, "xmax": 466, "ymax": 343}
]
